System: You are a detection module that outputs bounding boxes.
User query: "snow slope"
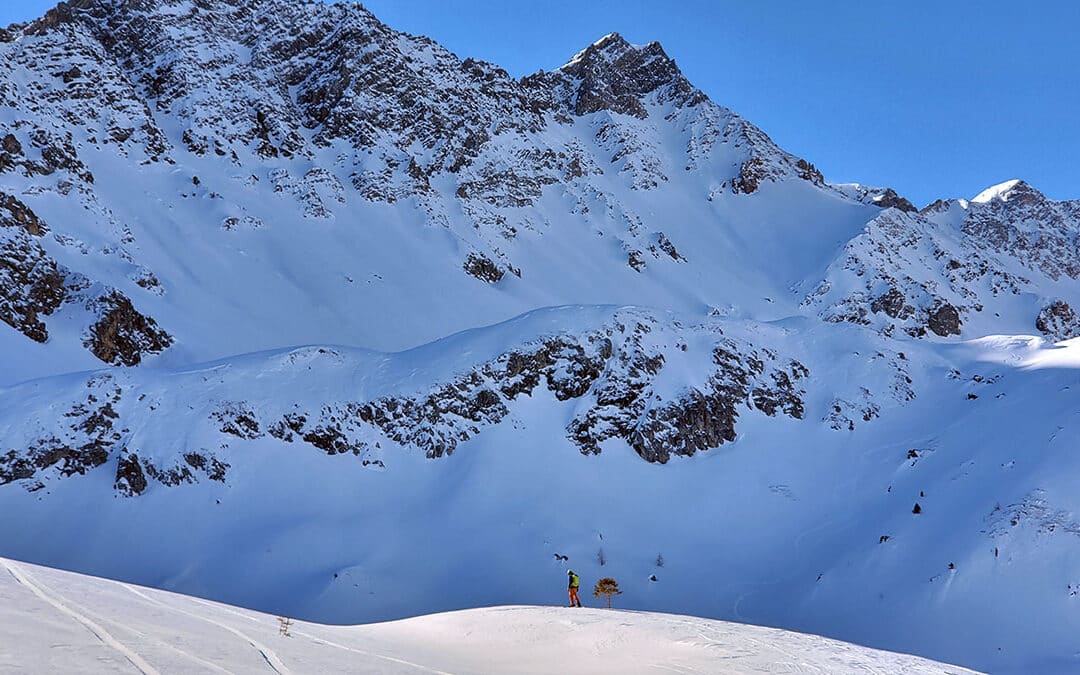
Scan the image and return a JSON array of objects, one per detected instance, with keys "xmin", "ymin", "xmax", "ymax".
[
  {"xmin": 0, "ymin": 557, "xmax": 978, "ymax": 674},
  {"xmin": 3, "ymin": 307, "xmax": 1080, "ymax": 672},
  {"xmin": 0, "ymin": 0, "xmax": 883, "ymax": 383}
]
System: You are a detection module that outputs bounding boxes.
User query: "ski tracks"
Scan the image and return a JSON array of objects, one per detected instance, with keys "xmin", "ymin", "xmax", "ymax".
[
  {"xmin": 290, "ymin": 630, "xmax": 456, "ymax": 675},
  {"xmin": 1, "ymin": 559, "xmax": 161, "ymax": 675},
  {"xmin": 121, "ymin": 584, "xmax": 291, "ymax": 674}
]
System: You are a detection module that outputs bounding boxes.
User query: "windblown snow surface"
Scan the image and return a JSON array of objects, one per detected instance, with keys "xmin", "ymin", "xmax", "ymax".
[{"xmin": 0, "ymin": 557, "xmax": 978, "ymax": 674}]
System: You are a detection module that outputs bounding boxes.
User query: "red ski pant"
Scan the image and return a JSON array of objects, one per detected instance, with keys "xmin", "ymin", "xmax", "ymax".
[{"xmin": 569, "ymin": 587, "xmax": 580, "ymax": 606}]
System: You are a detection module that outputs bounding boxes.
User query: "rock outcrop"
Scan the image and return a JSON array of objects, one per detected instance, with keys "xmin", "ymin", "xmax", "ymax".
[
  {"xmin": 84, "ymin": 291, "xmax": 173, "ymax": 366},
  {"xmin": 0, "ymin": 310, "xmax": 822, "ymax": 493},
  {"xmin": 804, "ymin": 185, "xmax": 1080, "ymax": 339},
  {"xmin": 1036, "ymin": 300, "xmax": 1080, "ymax": 342},
  {"xmin": 0, "ymin": 193, "xmax": 67, "ymax": 342}
]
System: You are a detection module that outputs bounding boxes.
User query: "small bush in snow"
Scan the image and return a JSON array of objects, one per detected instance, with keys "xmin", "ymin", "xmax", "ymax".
[{"xmin": 593, "ymin": 577, "xmax": 623, "ymax": 608}]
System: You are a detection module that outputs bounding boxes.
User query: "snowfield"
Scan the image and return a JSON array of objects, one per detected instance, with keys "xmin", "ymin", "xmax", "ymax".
[{"xmin": 0, "ymin": 558, "xmax": 979, "ymax": 674}]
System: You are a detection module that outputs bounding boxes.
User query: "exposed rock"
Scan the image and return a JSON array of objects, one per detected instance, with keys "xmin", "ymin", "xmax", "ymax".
[
  {"xmin": 959, "ymin": 181, "xmax": 1080, "ymax": 282},
  {"xmin": 1035, "ymin": 300, "xmax": 1080, "ymax": 342},
  {"xmin": 257, "ymin": 318, "xmax": 806, "ymax": 465},
  {"xmin": 927, "ymin": 303, "xmax": 961, "ymax": 337},
  {"xmin": 0, "ymin": 376, "xmax": 122, "ymax": 486},
  {"xmin": 212, "ymin": 402, "xmax": 263, "ymax": 439},
  {"xmin": 803, "ymin": 207, "xmax": 1041, "ymax": 339},
  {"xmin": 114, "ymin": 451, "xmax": 147, "ymax": 496},
  {"xmin": 734, "ymin": 157, "xmax": 768, "ymax": 194},
  {"xmin": 825, "ymin": 390, "xmax": 881, "ymax": 431},
  {"xmin": 84, "ymin": 291, "xmax": 173, "ymax": 366},
  {"xmin": 872, "ymin": 188, "xmax": 917, "ymax": 213},
  {"xmin": 1, "ymin": 193, "xmax": 46, "ymax": 236},
  {"xmin": 794, "ymin": 158, "xmax": 824, "ymax": 186},
  {"xmin": 555, "ymin": 33, "xmax": 703, "ymax": 119},
  {"xmin": 871, "ymin": 288, "xmax": 913, "ymax": 320},
  {"xmin": 567, "ymin": 329, "xmax": 807, "ymax": 463},
  {"xmin": 655, "ymin": 232, "xmax": 685, "ymax": 262},
  {"xmin": 183, "ymin": 452, "xmax": 229, "ymax": 482},
  {"xmin": 463, "ymin": 252, "xmax": 506, "ymax": 283},
  {"xmin": 0, "ymin": 194, "xmax": 67, "ymax": 342},
  {"xmin": 1, "ymin": 134, "xmax": 22, "ymax": 155}
]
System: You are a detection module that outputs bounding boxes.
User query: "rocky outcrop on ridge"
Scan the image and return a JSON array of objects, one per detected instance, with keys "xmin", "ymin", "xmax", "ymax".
[
  {"xmin": 1036, "ymin": 300, "xmax": 1080, "ymax": 342},
  {"xmin": 0, "ymin": 310, "xmax": 829, "ymax": 494},
  {"xmin": 805, "ymin": 182, "xmax": 1080, "ymax": 338}
]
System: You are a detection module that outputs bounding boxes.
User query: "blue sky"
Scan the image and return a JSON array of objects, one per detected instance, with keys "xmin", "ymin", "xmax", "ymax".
[{"xmin": 3, "ymin": 0, "xmax": 1077, "ymax": 207}]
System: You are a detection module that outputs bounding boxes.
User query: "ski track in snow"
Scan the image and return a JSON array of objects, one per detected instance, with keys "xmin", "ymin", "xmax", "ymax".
[
  {"xmin": 1, "ymin": 559, "xmax": 161, "ymax": 675},
  {"xmin": 289, "ymin": 631, "xmax": 455, "ymax": 675},
  {"xmin": 122, "ymin": 583, "xmax": 291, "ymax": 674}
]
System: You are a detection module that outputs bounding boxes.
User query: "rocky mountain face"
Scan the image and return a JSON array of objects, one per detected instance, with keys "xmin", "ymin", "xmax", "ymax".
[
  {"xmin": 0, "ymin": 0, "xmax": 881, "ymax": 376},
  {"xmin": 2, "ymin": 1, "xmax": 1080, "ymax": 672},
  {"xmin": 805, "ymin": 180, "xmax": 1080, "ymax": 340},
  {"xmin": 0, "ymin": 190, "xmax": 171, "ymax": 363},
  {"xmin": 1, "ymin": 308, "xmax": 819, "ymax": 494}
]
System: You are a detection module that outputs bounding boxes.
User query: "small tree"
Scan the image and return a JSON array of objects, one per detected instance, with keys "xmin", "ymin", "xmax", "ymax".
[{"xmin": 593, "ymin": 577, "xmax": 622, "ymax": 608}]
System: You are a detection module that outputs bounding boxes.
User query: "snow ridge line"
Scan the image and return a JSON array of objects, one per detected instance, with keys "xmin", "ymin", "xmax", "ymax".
[
  {"xmin": 0, "ymin": 560, "xmax": 161, "ymax": 675},
  {"xmin": 121, "ymin": 584, "xmax": 291, "ymax": 674},
  {"xmin": 185, "ymin": 595, "xmax": 453, "ymax": 674}
]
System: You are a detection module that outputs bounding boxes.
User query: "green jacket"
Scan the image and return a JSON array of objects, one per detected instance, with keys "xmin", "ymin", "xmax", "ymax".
[{"xmin": 568, "ymin": 573, "xmax": 580, "ymax": 589}]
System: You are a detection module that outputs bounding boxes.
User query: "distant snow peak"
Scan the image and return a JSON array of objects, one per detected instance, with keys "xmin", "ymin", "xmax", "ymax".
[
  {"xmin": 594, "ymin": 32, "xmax": 626, "ymax": 47},
  {"xmin": 971, "ymin": 179, "xmax": 1040, "ymax": 204}
]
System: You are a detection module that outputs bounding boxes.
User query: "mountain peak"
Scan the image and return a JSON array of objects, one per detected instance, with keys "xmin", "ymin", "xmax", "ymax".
[
  {"xmin": 562, "ymin": 32, "xmax": 632, "ymax": 68},
  {"xmin": 970, "ymin": 179, "xmax": 1043, "ymax": 205},
  {"xmin": 556, "ymin": 33, "xmax": 704, "ymax": 118}
]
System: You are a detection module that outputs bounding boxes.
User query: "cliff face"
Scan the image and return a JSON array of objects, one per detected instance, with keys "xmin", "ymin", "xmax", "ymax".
[
  {"xmin": 0, "ymin": 0, "xmax": 878, "ymax": 377},
  {"xmin": 806, "ymin": 180, "xmax": 1080, "ymax": 339}
]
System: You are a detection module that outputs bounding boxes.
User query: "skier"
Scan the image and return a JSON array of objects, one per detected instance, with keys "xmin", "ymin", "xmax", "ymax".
[{"xmin": 567, "ymin": 569, "xmax": 582, "ymax": 607}]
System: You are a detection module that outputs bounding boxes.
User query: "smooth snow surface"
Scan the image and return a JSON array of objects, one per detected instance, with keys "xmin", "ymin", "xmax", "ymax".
[
  {"xmin": 970, "ymin": 179, "xmax": 1024, "ymax": 203},
  {"xmin": 0, "ymin": 558, "xmax": 978, "ymax": 674}
]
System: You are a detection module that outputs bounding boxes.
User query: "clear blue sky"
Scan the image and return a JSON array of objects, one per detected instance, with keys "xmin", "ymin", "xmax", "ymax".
[{"xmin": 3, "ymin": 0, "xmax": 1078, "ymax": 207}]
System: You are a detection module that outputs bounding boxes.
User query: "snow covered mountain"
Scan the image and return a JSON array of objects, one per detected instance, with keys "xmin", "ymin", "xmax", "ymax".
[
  {"xmin": 808, "ymin": 179, "xmax": 1080, "ymax": 341},
  {"xmin": 2, "ymin": 1, "xmax": 1079, "ymax": 673},
  {"xmin": 0, "ymin": 0, "xmax": 886, "ymax": 382}
]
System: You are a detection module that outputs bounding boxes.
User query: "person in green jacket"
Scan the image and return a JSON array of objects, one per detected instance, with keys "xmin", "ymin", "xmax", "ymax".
[{"xmin": 567, "ymin": 570, "xmax": 582, "ymax": 607}]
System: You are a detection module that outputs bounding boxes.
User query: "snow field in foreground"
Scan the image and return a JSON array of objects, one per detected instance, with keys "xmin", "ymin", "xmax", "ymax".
[{"xmin": 0, "ymin": 557, "xmax": 979, "ymax": 674}]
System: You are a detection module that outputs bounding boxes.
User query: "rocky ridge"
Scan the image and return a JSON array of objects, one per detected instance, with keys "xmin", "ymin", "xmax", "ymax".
[
  {"xmin": 804, "ymin": 181, "xmax": 1080, "ymax": 339},
  {"xmin": 0, "ymin": 0, "xmax": 848, "ymax": 354},
  {"xmin": 0, "ymin": 190, "xmax": 170, "ymax": 363},
  {"xmin": 0, "ymin": 309, "xmax": 833, "ymax": 494}
]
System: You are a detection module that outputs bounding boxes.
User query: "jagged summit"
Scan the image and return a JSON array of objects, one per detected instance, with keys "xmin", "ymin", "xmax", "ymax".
[
  {"xmin": 555, "ymin": 31, "xmax": 704, "ymax": 118},
  {"xmin": 562, "ymin": 32, "xmax": 630, "ymax": 67}
]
